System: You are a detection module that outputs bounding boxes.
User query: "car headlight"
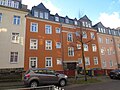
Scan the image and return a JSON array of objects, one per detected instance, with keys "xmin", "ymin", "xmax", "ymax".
[{"xmin": 65, "ymin": 75, "xmax": 68, "ymax": 78}]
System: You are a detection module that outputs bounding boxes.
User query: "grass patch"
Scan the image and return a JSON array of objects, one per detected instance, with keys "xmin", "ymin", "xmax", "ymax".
[{"xmin": 69, "ymin": 78, "xmax": 101, "ymax": 84}]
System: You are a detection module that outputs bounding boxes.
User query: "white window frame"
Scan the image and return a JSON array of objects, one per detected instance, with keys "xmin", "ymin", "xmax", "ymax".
[
  {"xmin": 45, "ymin": 12, "xmax": 48, "ymax": 19},
  {"xmin": 74, "ymin": 21, "xmax": 78, "ymax": 25},
  {"xmin": 85, "ymin": 57, "xmax": 90, "ymax": 65},
  {"xmin": 82, "ymin": 31, "xmax": 87, "ymax": 38},
  {"xmin": 45, "ymin": 40, "xmax": 52, "ymax": 50},
  {"xmin": 45, "ymin": 57, "xmax": 52, "ymax": 67},
  {"xmin": 13, "ymin": 15, "xmax": 20, "ymax": 25},
  {"xmin": 34, "ymin": 10, "xmax": 38, "ymax": 17},
  {"xmin": 30, "ymin": 22, "xmax": 38, "ymax": 32},
  {"xmin": 11, "ymin": 33, "xmax": 19, "ymax": 43},
  {"xmin": 107, "ymin": 48, "xmax": 111, "ymax": 55},
  {"xmin": 90, "ymin": 32, "xmax": 95, "ymax": 39},
  {"xmin": 67, "ymin": 33, "xmax": 73, "ymax": 42},
  {"xmin": 99, "ymin": 37, "xmax": 103, "ymax": 43},
  {"xmin": 94, "ymin": 57, "xmax": 98, "ymax": 65},
  {"xmin": 56, "ymin": 42, "xmax": 61, "ymax": 48},
  {"xmin": 30, "ymin": 39, "xmax": 38, "ymax": 50},
  {"xmin": 56, "ymin": 58, "xmax": 62, "ymax": 65},
  {"xmin": 84, "ymin": 44, "xmax": 88, "ymax": 51},
  {"xmin": 10, "ymin": 52, "xmax": 18, "ymax": 63},
  {"xmin": 92, "ymin": 44, "xmax": 97, "ymax": 52},
  {"xmin": 78, "ymin": 58, "xmax": 82, "ymax": 64},
  {"xmin": 106, "ymin": 38, "xmax": 109, "ymax": 44},
  {"xmin": 77, "ymin": 44, "xmax": 81, "ymax": 49},
  {"xmin": 101, "ymin": 47, "xmax": 105, "ymax": 55},
  {"xmin": 45, "ymin": 25, "xmax": 52, "ymax": 34},
  {"xmin": 110, "ymin": 60, "xmax": 113, "ymax": 67},
  {"xmin": 102, "ymin": 60, "xmax": 106, "ymax": 68},
  {"xmin": 40, "ymin": 11, "xmax": 43, "ymax": 18},
  {"xmin": 68, "ymin": 47, "xmax": 74, "ymax": 56},
  {"xmin": 29, "ymin": 57, "xmax": 38, "ymax": 68},
  {"xmin": 56, "ymin": 28, "xmax": 61, "ymax": 33},
  {"xmin": 65, "ymin": 18, "xmax": 69, "ymax": 23},
  {"xmin": 55, "ymin": 16, "xmax": 59, "ymax": 22}
]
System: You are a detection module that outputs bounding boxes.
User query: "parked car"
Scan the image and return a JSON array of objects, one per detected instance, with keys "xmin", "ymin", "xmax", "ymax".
[
  {"xmin": 109, "ymin": 69, "xmax": 120, "ymax": 79},
  {"xmin": 23, "ymin": 68, "xmax": 68, "ymax": 87}
]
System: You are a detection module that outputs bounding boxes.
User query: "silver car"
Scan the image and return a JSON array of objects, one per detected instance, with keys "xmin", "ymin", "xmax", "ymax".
[{"xmin": 23, "ymin": 68, "xmax": 68, "ymax": 87}]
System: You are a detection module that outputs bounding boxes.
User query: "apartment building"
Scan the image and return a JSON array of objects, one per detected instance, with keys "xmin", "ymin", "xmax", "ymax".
[
  {"xmin": 93, "ymin": 22, "xmax": 120, "ymax": 69},
  {"xmin": 0, "ymin": 0, "xmax": 28, "ymax": 70},
  {"xmin": 24, "ymin": 3, "xmax": 101, "ymax": 71}
]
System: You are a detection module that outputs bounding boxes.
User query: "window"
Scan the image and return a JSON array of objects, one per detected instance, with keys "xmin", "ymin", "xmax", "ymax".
[
  {"xmin": 34, "ymin": 11, "xmax": 38, "ymax": 17},
  {"xmin": 99, "ymin": 37, "xmax": 103, "ymax": 43},
  {"xmin": 78, "ymin": 58, "xmax": 82, "ymax": 64},
  {"xmin": 82, "ymin": 31, "xmax": 87, "ymax": 38},
  {"xmin": 45, "ymin": 25, "xmax": 52, "ymax": 34},
  {"xmin": 67, "ymin": 33, "xmax": 73, "ymax": 42},
  {"xmin": 84, "ymin": 44, "xmax": 88, "ymax": 51},
  {"xmin": 45, "ymin": 57, "xmax": 52, "ymax": 67},
  {"xmin": 30, "ymin": 39, "xmax": 38, "ymax": 50},
  {"xmin": 106, "ymin": 38, "xmax": 109, "ymax": 44},
  {"xmin": 74, "ymin": 21, "xmax": 78, "ymax": 25},
  {"xmin": 0, "ymin": 13, "xmax": 2, "ymax": 22},
  {"xmin": 68, "ymin": 47, "xmax": 74, "ymax": 56},
  {"xmin": 107, "ymin": 48, "xmax": 111, "ymax": 55},
  {"xmin": 77, "ymin": 44, "xmax": 81, "ymax": 49},
  {"xmin": 11, "ymin": 33, "xmax": 19, "ymax": 43},
  {"xmin": 86, "ymin": 22, "xmax": 88, "ymax": 27},
  {"xmin": 90, "ymin": 32, "xmax": 95, "ymax": 39},
  {"xmin": 45, "ymin": 40, "xmax": 52, "ymax": 50},
  {"xmin": 56, "ymin": 58, "xmax": 62, "ymax": 65},
  {"xmin": 92, "ymin": 44, "xmax": 97, "ymax": 52},
  {"xmin": 30, "ymin": 22, "xmax": 38, "ymax": 32},
  {"xmin": 55, "ymin": 17, "xmax": 59, "ymax": 22},
  {"xmin": 56, "ymin": 28, "xmax": 61, "ymax": 33},
  {"xmin": 13, "ymin": 16, "xmax": 20, "ymax": 25},
  {"xmin": 82, "ymin": 22, "xmax": 85, "ymax": 26},
  {"xmin": 101, "ymin": 47, "xmax": 105, "ymax": 55},
  {"xmin": 45, "ymin": 12, "xmax": 48, "ymax": 19},
  {"xmin": 65, "ymin": 18, "xmax": 69, "ymax": 23},
  {"xmin": 110, "ymin": 60, "xmax": 113, "ymax": 67},
  {"xmin": 56, "ymin": 42, "xmax": 61, "ymax": 48},
  {"xmin": 29, "ymin": 57, "xmax": 38, "ymax": 68},
  {"xmin": 88, "ymin": 23, "xmax": 91, "ymax": 28},
  {"xmin": 10, "ymin": 52, "xmax": 18, "ymax": 63},
  {"xmin": 94, "ymin": 57, "xmax": 98, "ymax": 65},
  {"xmin": 102, "ymin": 60, "xmax": 106, "ymax": 68},
  {"xmin": 40, "ymin": 11, "xmax": 43, "ymax": 18},
  {"xmin": 85, "ymin": 57, "xmax": 90, "ymax": 65}
]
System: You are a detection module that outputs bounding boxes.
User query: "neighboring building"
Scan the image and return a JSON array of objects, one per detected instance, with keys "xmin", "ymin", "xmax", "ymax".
[
  {"xmin": 24, "ymin": 3, "xmax": 101, "ymax": 71},
  {"xmin": 0, "ymin": 0, "xmax": 28, "ymax": 71},
  {"xmin": 93, "ymin": 22, "xmax": 119, "ymax": 69}
]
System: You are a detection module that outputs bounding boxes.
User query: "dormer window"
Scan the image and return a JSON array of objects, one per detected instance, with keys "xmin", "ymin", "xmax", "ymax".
[
  {"xmin": 82, "ymin": 22, "xmax": 85, "ymax": 26},
  {"xmin": 86, "ymin": 22, "xmax": 88, "ymax": 27},
  {"xmin": 55, "ymin": 17, "xmax": 59, "ymax": 22},
  {"xmin": 74, "ymin": 21, "xmax": 78, "ymax": 25},
  {"xmin": 88, "ymin": 23, "xmax": 91, "ymax": 28},
  {"xmin": 65, "ymin": 18, "xmax": 69, "ymax": 23},
  {"xmin": 40, "ymin": 11, "xmax": 43, "ymax": 18},
  {"xmin": 109, "ymin": 30, "xmax": 111, "ymax": 34},
  {"xmin": 34, "ymin": 10, "xmax": 38, "ymax": 17},
  {"xmin": 45, "ymin": 12, "xmax": 48, "ymax": 19}
]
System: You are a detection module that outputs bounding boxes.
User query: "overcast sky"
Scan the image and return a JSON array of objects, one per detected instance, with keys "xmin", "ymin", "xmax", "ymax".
[{"xmin": 22, "ymin": 0, "xmax": 120, "ymax": 29}]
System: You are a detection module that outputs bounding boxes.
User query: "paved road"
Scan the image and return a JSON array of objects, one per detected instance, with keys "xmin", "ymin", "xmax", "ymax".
[
  {"xmin": 0, "ymin": 78, "xmax": 120, "ymax": 90},
  {"xmin": 64, "ymin": 79, "xmax": 120, "ymax": 90}
]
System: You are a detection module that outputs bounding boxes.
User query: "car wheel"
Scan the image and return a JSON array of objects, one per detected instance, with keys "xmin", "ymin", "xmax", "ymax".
[
  {"xmin": 59, "ymin": 79, "xmax": 66, "ymax": 87},
  {"xmin": 30, "ymin": 81, "xmax": 38, "ymax": 88}
]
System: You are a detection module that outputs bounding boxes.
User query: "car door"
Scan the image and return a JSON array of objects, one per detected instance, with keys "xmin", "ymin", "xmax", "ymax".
[{"xmin": 44, "ymin": 70, "xmax": 59, "ymax": 84}]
